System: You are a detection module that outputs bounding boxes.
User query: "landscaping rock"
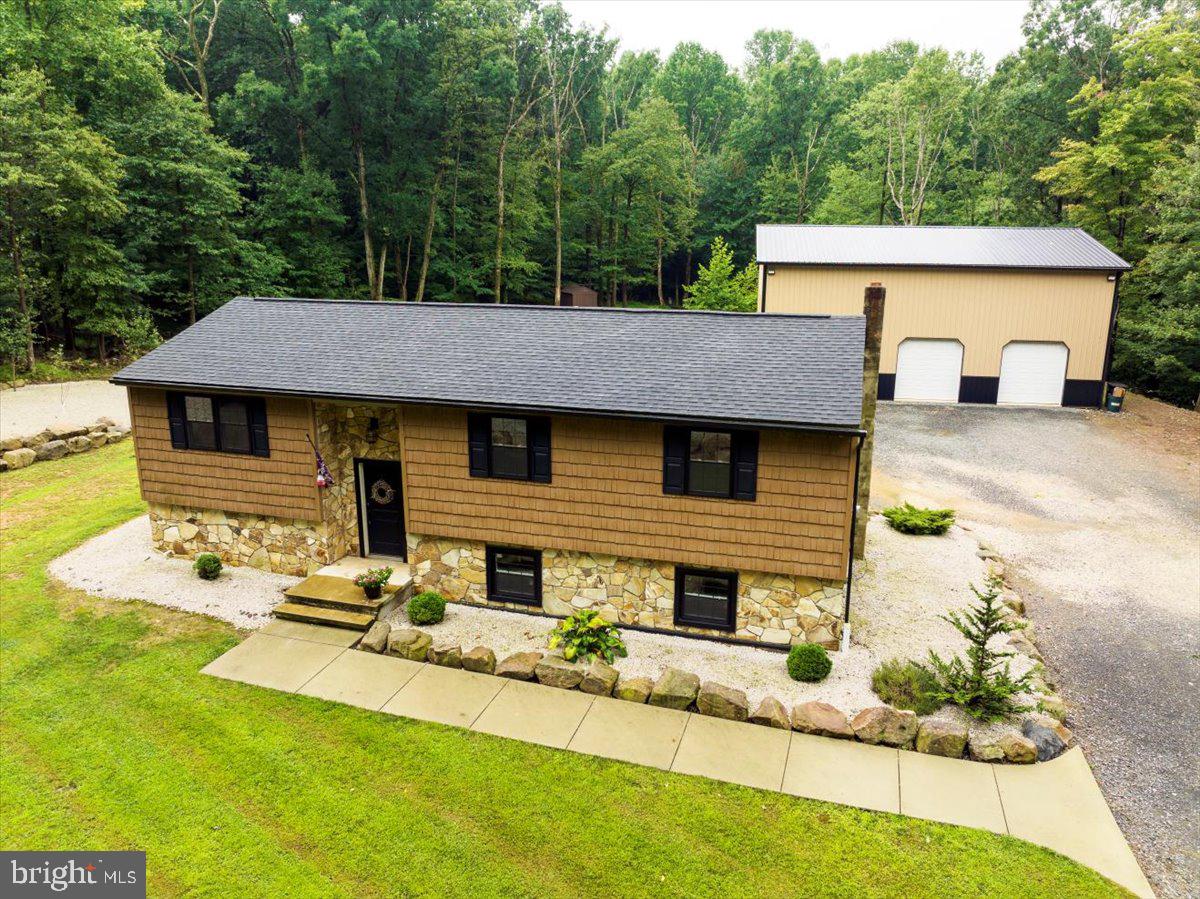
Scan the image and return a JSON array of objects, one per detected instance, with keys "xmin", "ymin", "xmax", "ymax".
[
  {"xmin": 96, "ymin": 416, "xmax": 116, "ymax": 427},
  {"xmin": 915, "ymin": 719, "xmax": 968, "ymax": 758},
  {"xmin": 999, "ymin": 732, "xmax": 1038, "ymax": 764},
  {"xmin": 791, "ymin": 701, "xmax": 854, "ymax": 739},
  {"xmin": 461, "ymin": 646, "xmax": 496, "ymax": 675},
  {"xmin": 387, "ymin": 628, "xmax": 431, "ymax": 662},
  {"xmin": 535, "ymin": 656, "xmax": 583, "ymax": 689},
  {"xmin": 968, "ymin": 735, "xmax": 1006, "ymax": 763},
  {"xmin": 579, "ymin": 660, "xmax": 619, "ymax": 696},
  {"xmin": 1038, "ymin": 694, "xmax": 1068, "ymax": 721},
  {"xmin": 0, "ymin": 436, "xmax": 22, "ymax": 452},
  {"xmin": 34, "ymin": 440, "xmax": 68, "ymax": 462},
  {"xmin": 1022, "ymin": 720, "xmax": 1066, "ymax": 761},
  {"xmin": 24, "ymin": 431, "xmax": 50, "ymax": 448},
  {"xmin": 613, "ymin": 675, "xmax": 653, "ymax": 703},
  {"xmin": 48, "ymin": 424, "xmax": 87, "ymax": 441},
  {"xmin": 648, "ymin": 667, "xmax": 700, "ymax": 710},
  {"xmin": 105, "ymin": 427, "xmax": 129, "ymax": 442},
  {"xmin": 428, "ymin": 642, "xmax": 462, "ymax": 668},
  {"xmin": 66, "ymin": 435, "xmax": 91, "ymax": 453},
  {"xmin": 3, "ymin": 448, "xmax": 36, "ymax": 470},
  {"xmin": 851, "ymin": 706, "xmax": 919, "ymax": 747},
  {"xmin": 495, "ymin": 651, "xmax": 543, "ymax": 680},
  {"xmin": 88, "ymin": 432, "xmax": 109, "ymax": 449},
  {"xmin": 1001, "ymin": 592, "xmax": 1026, "ymax": 615},
  {"xmin": 1028, "ymin": 713, "xmax": 1072, "ymax": 746},
  {"xmin": 1008, "ymin": 631, "xmax": 1042, "ymax": 661},
  {"xmin": 358, "ymin": 620, "xmax": 390, "ymax": 653},
  {"xmin": 696, "ymin": 681, "xmax": 748, "ymax": 721},
  {"xmin": 749, "ymin": 696, "xmax": 791, "ymax": 729},
  {"xmin": 0, "ymin": 459, "xmax": 6, "ymax": 472}
]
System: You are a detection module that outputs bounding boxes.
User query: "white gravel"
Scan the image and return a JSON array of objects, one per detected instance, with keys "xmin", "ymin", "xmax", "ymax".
[
  {"xmin": 0, "ymin": 379, "xmax": 130, "ymax": 440},
  {"xmin": 48, "ymin": 516, "xmax": 299, "ymax": 628},
  {"xmin": 54, "ymin": 514, "xmax": 1038, "ymax": 722}
]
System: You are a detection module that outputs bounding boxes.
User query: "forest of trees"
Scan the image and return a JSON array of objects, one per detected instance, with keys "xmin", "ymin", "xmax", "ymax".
[{"xmin": 1, "ymin": 0, "xmax": 1198, "ymax": 404}]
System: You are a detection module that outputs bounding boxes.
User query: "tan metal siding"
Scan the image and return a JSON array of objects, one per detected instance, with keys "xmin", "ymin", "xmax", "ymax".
[
  {"xmin": 400, "ymin": 406, "xmax": 855, "ymax": 581},
  {"xmin": 761, "ymin": 266, "xmax": 1115, "ymax": 380},
  {"xmin": 128, "ymin": 387, "xmax": 321, "ymax": 521}
]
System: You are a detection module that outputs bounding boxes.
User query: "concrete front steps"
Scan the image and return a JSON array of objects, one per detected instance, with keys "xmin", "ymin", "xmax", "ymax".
[{"xmin": 273, "ymin": 568, "xmax": 414, "ymax": 632}]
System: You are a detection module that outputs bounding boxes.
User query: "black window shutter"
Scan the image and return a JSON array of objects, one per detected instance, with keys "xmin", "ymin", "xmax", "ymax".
[
  {"xmin": 731, "ymin": 430, "xmax": 759, "ymax": 501},
  {"xmin": 248, "ymin": 398, "xmax": 270, "ymax": 457},
  {"xmin": 663, "ymin": 425, "xmax": 688, "ymax": 494},
  {"xmin": 166, "ymin": 393, "xmax": 188, "ymax": 449},
  {"xmin": 529, "ymin": 417, "xmax": 552, "ymax": 483},
  {"xmin": 467, "ymin": 413, "xmax": 490, "ymax": 477}
]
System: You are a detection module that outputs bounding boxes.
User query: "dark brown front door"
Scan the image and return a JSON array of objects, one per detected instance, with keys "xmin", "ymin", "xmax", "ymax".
[{"xmin": 356, "ymin": 459, "xmax": 405, "ymax": 557}]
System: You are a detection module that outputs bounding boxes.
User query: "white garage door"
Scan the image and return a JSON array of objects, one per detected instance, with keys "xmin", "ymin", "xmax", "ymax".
[
  {"xmin": 998, "ymin": 341, "xmax": 1068, "ymax": 406},
  {"xmin": 894, "ymin": 339, "xmax": 963, "ymax": 403}
]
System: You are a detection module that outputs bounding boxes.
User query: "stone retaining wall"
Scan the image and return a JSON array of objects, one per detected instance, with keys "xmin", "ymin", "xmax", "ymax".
[
  {"xmin": 1, "ymin": 418, "xmax": 130, "ymax": 472},
  {"xmin": 148, "ymin": 502, "xmax": 329, "ymax": 576},
  {"xmin": 407, "ymin": 533, "xmax": 844, "ymax": 646}
]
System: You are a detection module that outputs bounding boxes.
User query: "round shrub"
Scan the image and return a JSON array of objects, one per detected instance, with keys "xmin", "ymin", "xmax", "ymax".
[
  {"xmin": 408, "ymin": 590, "xmax": 446, "ymax": 625},
  {"xmin": 787, "ymin": 642, "xmax": 832, "ymax": 682},
  {"xmin": 871, "ymin": 658, "xmax": 942, "ymax": 715},
  {"xmin": 193, "ymin": 553, "xmax": 222, "ymax": 580}
]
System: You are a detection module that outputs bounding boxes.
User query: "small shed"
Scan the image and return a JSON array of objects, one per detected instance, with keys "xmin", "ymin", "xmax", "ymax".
[{"xmin": 560, "ymin": 283, "xmax": 598, "ymax": 307}]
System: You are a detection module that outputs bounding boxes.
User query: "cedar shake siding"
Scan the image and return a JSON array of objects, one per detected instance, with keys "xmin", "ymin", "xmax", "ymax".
[
  {"xmin": 400, "ymin": 405, "xmax": 855, "ymax": 581},
  {"xmin": 129, "ymin": 386, "xmax": 321, "ymax": 521}
]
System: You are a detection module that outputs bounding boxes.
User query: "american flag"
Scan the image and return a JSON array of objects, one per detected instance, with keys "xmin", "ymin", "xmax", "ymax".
[{"xmin": 306, "ymin": 434, "xmax": 333, "ymax": 488}]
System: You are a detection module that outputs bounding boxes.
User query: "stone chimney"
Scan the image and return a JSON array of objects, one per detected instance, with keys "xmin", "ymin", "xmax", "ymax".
[{"xmin": 855, "ymin": 282, "xmax": 886, "ymax": 559}]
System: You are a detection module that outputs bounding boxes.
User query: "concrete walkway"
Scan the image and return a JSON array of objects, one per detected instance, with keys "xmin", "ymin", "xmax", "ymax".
[{"xmin": 204, "ymin": 621, "xmax": 1153, "ymax": 898}]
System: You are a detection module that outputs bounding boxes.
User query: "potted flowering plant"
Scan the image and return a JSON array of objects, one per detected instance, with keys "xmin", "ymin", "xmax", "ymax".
[{"xmin": 354, "ymin": 566, "xmax": 393, "ymax": 599}]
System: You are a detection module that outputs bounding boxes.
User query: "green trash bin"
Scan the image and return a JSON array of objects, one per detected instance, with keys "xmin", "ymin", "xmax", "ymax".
[{"xmin": 1106, "ymin": 383, "xmax": 1126, "ymax": 413}]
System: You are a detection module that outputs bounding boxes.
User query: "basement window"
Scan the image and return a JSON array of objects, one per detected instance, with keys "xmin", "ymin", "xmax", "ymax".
[
  {"xmin": 167, "ymin": 392, "xmax": 269, "ymax": 457},
  {"xmin": 486, "ymin": 546, "xmax": 542, "ymax": 606},
  {"xmin": 674, "ymin": 567, "xmax": 737, "ymax": 631}
]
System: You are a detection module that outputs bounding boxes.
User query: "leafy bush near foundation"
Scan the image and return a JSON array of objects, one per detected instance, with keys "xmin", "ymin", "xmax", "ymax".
[
  {"xmin": 548, "ymin": 609, "xmax": 627, "ymax": 663},
  {"xmin": 871, "ymin": 658, "xmax": 942, "ymax": 715},
  {"xmin": 882, "ymin": 503, "xmax": 956, "ymax": 535},
  {"xmin": 407, "ymin": 591, "xmax": 447, "ymax": 625},
  {"xmin": 193, "ymin": 553, "xmax": 222, "ymax": 580},
  {"xmin": 923, "ymin": 575, "xmax": 1035, "ymax": 722},
  {"xmin": 787, "ymin": 642, "xmax": 832, "ymax": 682}
]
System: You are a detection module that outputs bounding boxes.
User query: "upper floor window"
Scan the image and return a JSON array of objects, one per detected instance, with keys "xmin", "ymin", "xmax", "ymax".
[
  {"xmin": 468, "ymin": 413, "xmax": 551, "ymax": 482},
  {"xmin": 167, "ymin": 392, "xmax": 269, "ymax": 457},
  {"xmin": 663, "ymin": 425, "xmax": 758, "ymax": 500}
]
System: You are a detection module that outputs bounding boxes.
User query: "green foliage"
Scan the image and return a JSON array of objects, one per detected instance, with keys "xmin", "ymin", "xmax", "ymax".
[
  {"xmin": 787, "ymin": 642, "xmax": 832, "ymax": 682},
  {"xmin": 871, "ymin": 658, "xmax": 942, "ymax": 715},
  {"xmin": 407, "ymin": 590, "xmax": 447, "ymax": 626},
  {"xmin": 548, "ymin": 609, "xmax": 628, "ymax": 663},
  {"xmin": 923, "ymin": 575, "xmax": 1035, "ymax": 722},
  {"xmin": 193, "ymin": 553, "xmax": 222, "ymax": 580},
  {"xmin": 882, "ymin": 503, "xmax": 956, "ymax": 535},
  {"xmin": 683, "ymin": 237, "xmax": 757, "ymax": 311},
  {"xmin": 354, "ymin": 567, "xmax": 394, "ymax": 592}
]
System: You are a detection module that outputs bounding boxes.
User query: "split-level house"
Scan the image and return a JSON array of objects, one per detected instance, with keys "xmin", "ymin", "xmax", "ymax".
[{"xmin": 113, "ymin": 297, "xmax": 879, "ymax": 648}]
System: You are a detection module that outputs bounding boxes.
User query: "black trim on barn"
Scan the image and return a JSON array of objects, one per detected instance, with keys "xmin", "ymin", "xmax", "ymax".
[
  {"xmin": 1063, "ymin": 380, "xmax": 1105, "ymax": 408},
  {"xmin": 876, "ymin": 373, "xmax": 895, "ymax": 401},
  {"xmin": 958, "ymin": 376, "xmax": 999, "ymax": 404},
  {"xmin": 1101, "ymin": 273, "xmax": 1122, "ymax": 388}
]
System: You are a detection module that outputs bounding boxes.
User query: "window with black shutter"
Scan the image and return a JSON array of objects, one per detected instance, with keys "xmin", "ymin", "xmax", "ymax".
[
  {"xmin": 167, "ymin": 392, "xmax": 269, "ymax": 457},
  {"xmin": 486, "ymin": 546, "xmax": 542, "ymax": 606},
  {"xmin": 467, "ymin": 413, "xmax": 550, "ymax": 482},
  {"xmin": 674, "ymin": 567, "xmax": 738, "ymax": 631},
  {"xmin": 663, "ymin": 425, "xmax": 757, "ymax": 500}
]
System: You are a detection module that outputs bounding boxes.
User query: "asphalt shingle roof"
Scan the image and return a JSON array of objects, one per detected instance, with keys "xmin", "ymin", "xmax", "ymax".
[
  {"xmin": 757, "ymin": 224, "xmax": 1131, "ymax": 271},
  {"xmin": 113, "ymin": 298, "xmax": 866, "ymax": 430}
]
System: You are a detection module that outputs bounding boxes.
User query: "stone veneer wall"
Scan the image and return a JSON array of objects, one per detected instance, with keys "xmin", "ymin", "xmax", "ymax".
[
  {"xmin": 148, "ymin": 502, "xmax": 329, "ymax": 576},
  {"xmin": 314, "ymin": 402, "xmax": 403, "ymax": 562},
  {"xmin": 408, "ymin": 533, "xmax": 844, "ymax": 647}
]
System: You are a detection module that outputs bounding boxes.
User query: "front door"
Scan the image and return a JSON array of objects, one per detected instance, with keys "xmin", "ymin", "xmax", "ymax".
[{"xmin": 356, "ymin": 459, "xmax": 405, "ymax": 557}]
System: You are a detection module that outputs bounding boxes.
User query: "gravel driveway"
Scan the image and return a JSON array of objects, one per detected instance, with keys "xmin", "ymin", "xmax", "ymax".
[
  {"xmin": 873, "ymin": 397, "xmax": 1200, "ymax": 898},
  {"xmin": 0, "ymin": 379, "xmax": 130, "ymax": 440}
]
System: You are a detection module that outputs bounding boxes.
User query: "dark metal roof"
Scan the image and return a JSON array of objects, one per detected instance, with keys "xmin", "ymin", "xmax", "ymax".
[
  {"xmin": 757, "ymin": 225, "xmax": 1131, "ymax": 271},
  {"xmin": 113, "ymin": 297, "xmax": 866, "ymax": 430}
]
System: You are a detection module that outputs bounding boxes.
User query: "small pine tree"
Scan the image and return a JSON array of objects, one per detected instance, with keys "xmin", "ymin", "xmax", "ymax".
[
  {"xmin": 683, "ymin": 237, "xmax": 757, "ymax": 312},
  {"xmin": 923, "ymin": 574, "xmax": 1034, "ymax": 722}
]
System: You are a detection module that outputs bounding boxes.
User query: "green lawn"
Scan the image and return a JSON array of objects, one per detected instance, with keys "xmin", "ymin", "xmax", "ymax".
[{"xmin": 0, "ymin": 444, "xmax": 1128, "ymax": 897}]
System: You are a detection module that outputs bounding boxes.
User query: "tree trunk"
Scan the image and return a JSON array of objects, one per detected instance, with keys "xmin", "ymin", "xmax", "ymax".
[
  {"xmin": 415, "ymin": 167, "xmax": 442, "ymax": 303},
  {"xmin": 353, "ymin": 135, "xmax": 381, "ymax": 300},
  {"xmin": 6, "ymin": 203, "xmax": 35, "ymax": 371},
  {"xmin": 398, "ymin": 235, "xmax": 411, "ymax": 301},
  {"xmin": 656, "ymin": 237, "xmax": 664, "ymax": 306},
  {"xmin": 187, "ymin": 248, "xmax": 197, "ymax": 324},
  {"xmin": 493, "ymin": 135, "xmax": 508, "ymax": 304},
  {"xmin": 553, "ymin": 134, "xmax": 564, "ymax": 305}
]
